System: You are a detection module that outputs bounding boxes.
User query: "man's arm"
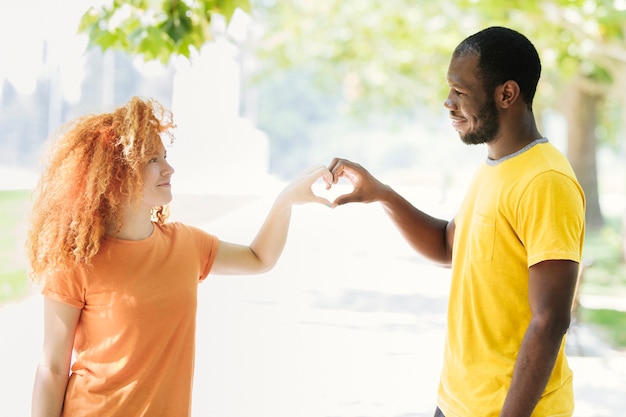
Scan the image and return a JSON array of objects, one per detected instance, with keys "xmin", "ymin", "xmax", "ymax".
[
  {"xmin": 500, "ymin": 259, "xmax": 579, "ymax": 417},
  {"xmin": 328, "ymin": 158, "xmax": 454, "ymax": 266}
]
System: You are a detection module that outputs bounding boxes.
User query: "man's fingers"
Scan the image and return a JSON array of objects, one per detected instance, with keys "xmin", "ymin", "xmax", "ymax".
[
  {"xmin": 327, "ymin": 157, "xmax": 342, "ymax": 173},
  {"xmin": 331, "ymin": 190, "xmax": 359, "ymax": 207},
  {"xmin": 328, "ymin": 158, "xmax": 350, "ymax": 184}
]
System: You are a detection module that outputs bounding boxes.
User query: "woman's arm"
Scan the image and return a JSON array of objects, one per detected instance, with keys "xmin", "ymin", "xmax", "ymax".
[
  {"xmin": 211, "ymin": 164, "xmax": 332, "ymax": 275},
  {"xmin": 32, "ymin": 297, "xmax": 81, "ymax": 417}
]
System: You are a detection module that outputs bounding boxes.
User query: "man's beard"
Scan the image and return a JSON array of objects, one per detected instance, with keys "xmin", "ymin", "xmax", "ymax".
[{"xmin": 460, "ymin": 99, "xmax": 500, "ymax": 145}]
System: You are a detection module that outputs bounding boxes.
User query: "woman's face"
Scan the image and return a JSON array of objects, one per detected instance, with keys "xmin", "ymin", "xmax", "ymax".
[{"xmin": 141, "ymin": 146, "xmax": 175, "ymax": 207}]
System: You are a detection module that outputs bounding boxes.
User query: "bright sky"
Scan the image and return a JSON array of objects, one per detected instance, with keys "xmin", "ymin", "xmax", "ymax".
[
  {"xmin": 0, "ymin": 1, "xmax": 250, "ymax": 103},
  {"xmin": 0, "ymin": 0, "xmax": 95, "ymax": 100}
]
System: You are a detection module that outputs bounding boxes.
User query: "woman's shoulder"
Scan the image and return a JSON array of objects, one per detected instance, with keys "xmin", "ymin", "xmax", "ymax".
[{"xmin": 157, "ymin": 222, "xmax": 217, "ymax": 240}]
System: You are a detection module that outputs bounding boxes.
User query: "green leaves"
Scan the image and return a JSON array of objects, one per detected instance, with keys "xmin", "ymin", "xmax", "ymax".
[
  {"xmin": 78, "ymin": 0, "xmax": 251, "ymax": 63},
  {"xmin": 250, "ymin": 0, "xmax": 626, "ymax": 117}
]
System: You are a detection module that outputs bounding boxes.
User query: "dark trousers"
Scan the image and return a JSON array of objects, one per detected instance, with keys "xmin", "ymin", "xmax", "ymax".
[{"xmin": 434, "ymin": 407, "xmax": 445, "ymax": 417}]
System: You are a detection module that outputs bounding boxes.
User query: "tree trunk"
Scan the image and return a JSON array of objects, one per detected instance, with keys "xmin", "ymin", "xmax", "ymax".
[{"xmin": 563, "ymin": 77, "xmax": 604, "ymax": 231}]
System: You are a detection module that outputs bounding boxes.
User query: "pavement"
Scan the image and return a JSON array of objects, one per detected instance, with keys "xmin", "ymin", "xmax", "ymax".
[{"xmin": 1, "ymin": 185, "xmax": 625, "ymax": 416}]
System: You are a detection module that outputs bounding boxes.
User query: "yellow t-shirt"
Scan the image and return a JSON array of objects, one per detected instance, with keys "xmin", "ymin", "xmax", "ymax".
[
  {"xmin": 438, "ymin": 140, "xmax": 585, "ymax": 417},
  {"xmin": 43, "ymin": 222, "xmax": 219, "ymax": 417}
]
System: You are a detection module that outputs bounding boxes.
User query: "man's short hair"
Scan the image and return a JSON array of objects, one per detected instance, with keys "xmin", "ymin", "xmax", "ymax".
[{"xmin": 453, "ymin": 26, "xmax": 541, "ymax": 108}]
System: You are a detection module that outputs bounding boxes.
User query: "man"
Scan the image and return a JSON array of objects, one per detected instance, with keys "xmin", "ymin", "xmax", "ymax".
[{"xmin": 326, "ymin": 27, "xmax": 585, "ymax": 417}]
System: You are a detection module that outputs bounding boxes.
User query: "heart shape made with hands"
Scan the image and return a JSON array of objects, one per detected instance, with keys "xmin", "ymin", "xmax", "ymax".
[{"xmin": 311, "ymin": 176, "xmax": 354, "ymax": 204}]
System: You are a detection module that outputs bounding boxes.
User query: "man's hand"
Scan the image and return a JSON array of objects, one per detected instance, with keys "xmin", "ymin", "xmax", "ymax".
[
  {"xmin": 327, "ymin": 158, "xmax": 388, "ymax": 207},
  {"xmin": 327, "ymin": 157, "xmax": 453, "ymax": 265}
]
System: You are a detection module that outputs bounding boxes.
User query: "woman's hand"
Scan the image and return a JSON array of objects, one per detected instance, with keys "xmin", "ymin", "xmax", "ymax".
[
  {"xmin": 211, "ymin": 164, "xmax": 334, "ymax": 275},
  {"xmin": 277, "ymin": 164, "xmax": 334, "ymax": 207}
]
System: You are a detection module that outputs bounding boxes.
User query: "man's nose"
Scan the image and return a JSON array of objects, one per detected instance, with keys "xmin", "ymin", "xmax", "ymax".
[{"xmin": 443, "ymin": 92, "xmax": 456, "ymax": 110}]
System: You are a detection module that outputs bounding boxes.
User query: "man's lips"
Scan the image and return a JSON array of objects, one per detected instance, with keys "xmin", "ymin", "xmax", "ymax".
[{"xmin": 449, "ymin": 115, "xmax": 466, "ymax": 130}]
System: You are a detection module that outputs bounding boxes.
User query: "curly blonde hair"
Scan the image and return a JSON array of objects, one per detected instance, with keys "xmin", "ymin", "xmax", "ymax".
[{"xmin": 27, "ymin": 97, "xmax": 175, "ymax": 282}]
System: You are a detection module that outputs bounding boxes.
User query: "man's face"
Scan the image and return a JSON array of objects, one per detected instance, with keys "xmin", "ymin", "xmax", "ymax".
[{"xmin": 444, "ymin": 53, "xmax": 500, "ymax": 145}]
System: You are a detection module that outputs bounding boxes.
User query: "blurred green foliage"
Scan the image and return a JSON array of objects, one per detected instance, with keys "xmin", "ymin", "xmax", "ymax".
[
  {"xmin": 580, "ymin": 308, "xmax": 626, "ymax": 348},
  {"xmin": 0, "ymin": 191, "xmax": 30, "ymax": 304},
  {"xmin": 250, "ymin": 0, "xmax": 626, "ymax": 115},
  {"xmin": 78, "ymin": 0, "xmax": 250, "ymax": 63},
  {"xmin": 583, "ymin": 218, "xmax": 626, "ymax": 295}
]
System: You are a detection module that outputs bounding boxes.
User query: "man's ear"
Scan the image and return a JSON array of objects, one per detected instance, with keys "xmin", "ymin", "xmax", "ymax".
[{"xmin": 496, "ymin": 80, "xmax": 520, "ymax": 109}]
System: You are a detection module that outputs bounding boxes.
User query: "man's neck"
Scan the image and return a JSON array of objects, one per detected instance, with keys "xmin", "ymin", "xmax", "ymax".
[{"xmin": 487, "ymin": 114, "xmax": 542, "ymax": 160}]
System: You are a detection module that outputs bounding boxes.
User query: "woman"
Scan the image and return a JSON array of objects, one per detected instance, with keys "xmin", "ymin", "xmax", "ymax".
[{"xmin": 28, "ymin": 96, "xmax": 331, "ymax": 417}]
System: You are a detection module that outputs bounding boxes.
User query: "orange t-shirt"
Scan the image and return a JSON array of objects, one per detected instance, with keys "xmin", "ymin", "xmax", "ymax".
[{"xmin": 42, "ymin": 222, "xmax": 219, "ymax": 417}]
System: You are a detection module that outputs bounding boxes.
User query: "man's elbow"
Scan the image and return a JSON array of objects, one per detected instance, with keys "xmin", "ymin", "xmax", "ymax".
[
  {"xmin": 534, "ymin": 310, "xmax": 572, "ymax": 339},
  {"xmin": 554, "ymin": 313, "xmax": 572, "ymax": 337}
]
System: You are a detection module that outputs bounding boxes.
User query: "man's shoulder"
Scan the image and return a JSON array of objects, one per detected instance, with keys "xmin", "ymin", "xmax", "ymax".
[
  {"xmin": 533, "ymin": 141, "xmax": 573, "ymax": 169},
  {"xmin": 508, "ymin": 141, "xmax": 577, "ymax": 182}
]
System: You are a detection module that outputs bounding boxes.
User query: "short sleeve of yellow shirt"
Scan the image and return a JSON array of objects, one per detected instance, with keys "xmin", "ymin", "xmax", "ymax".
[{"xmin": 517, "ymin": 170, "xmax": 585, "ymax": 267}]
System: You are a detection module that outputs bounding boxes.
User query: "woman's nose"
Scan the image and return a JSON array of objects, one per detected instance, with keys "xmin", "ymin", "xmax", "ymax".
[{"xmin": 163, "ymin": 161, "xmax": 175, "ymax": 176}]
